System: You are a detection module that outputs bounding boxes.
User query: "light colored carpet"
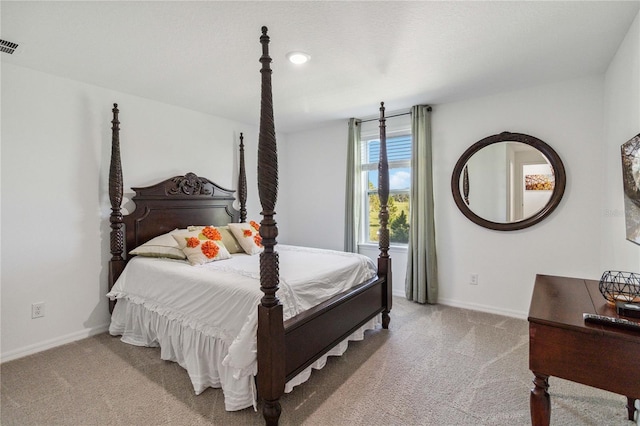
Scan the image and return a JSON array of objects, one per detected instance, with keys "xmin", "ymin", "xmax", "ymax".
[{"xmin": 1, "ymin": 297, "xmax": 636, "ymax": 425}]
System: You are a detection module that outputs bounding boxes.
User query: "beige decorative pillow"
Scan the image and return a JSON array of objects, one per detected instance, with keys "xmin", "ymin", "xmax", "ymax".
[
  {"xmin": 173, "ymin": 227, "xmax": 231, "ymax": 265},
  {"xmin": 187, "ymin": 225, "xmax": 243, "ymax": 254},
  {"xmin": 219, "ymin": 226, "xmax": 244, "ymax": 254},
  {"xmin": 129, "ymin": 229, "xmax": 186, "ymax": 260},
  {"xmin": 228, "ymin": 221, "xmax": 263, "ymax": 255}
]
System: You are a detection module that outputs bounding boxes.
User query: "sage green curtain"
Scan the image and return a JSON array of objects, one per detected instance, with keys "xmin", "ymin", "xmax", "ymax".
[
  {"xmin": 344, "ymin": 118, "xmax": 362, "ymax": 253},
  {"xmin": 406, "ymin": 105, "xmax": 438, "ymax": 303}
]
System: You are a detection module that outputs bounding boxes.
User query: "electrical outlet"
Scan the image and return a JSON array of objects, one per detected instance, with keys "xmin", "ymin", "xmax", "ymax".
[
  {"xmin": 31, "ymin": 302, "xmax": 45, "ymax": 319},
  {"xmin": 470, "ymin": 274, "xmax": 479, "ymax": 285}
]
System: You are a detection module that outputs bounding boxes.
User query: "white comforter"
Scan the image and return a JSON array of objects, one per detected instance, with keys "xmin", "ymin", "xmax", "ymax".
[{"xmin": 107, "ymin": 245, "xmax": 378, "ymax": 411}]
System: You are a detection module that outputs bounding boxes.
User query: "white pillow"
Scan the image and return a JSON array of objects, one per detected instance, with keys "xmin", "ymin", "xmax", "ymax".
[
  {"xmin": 173, "ymin": 227, "xmax": 231, "ymax": 265},
  {"xmin": 129, "ymin": 229, "xmax": 186, "ymax": 260},
  {"xmin": 228, "ymin": 221, "xmax": 263, "ymax": 255}
]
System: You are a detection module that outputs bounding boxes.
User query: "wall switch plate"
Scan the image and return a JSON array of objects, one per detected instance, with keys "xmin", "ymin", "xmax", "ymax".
[
  {"xmin": 470, "ymin": 274, "xmax": 479, "ymax": 285},
  {"xmin": 31, "ymin": 302, "xmax": 45, "ymax": 318}
]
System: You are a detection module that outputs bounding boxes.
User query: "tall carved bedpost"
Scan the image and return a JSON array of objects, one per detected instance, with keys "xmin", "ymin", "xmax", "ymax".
[
  {"xmin": 256, "ymin": 26, "xmax": 285, "ymax": 426},
  {"xmin": 108, "ymin": 103, "xmax": 125, "ymax": 314},
  {"xmin": 238, "ymin": 132, "xmax": 248, "ymax": 223},
  {"xmin": 377, "ymin": 102, "xmax": 392, "ymax": 329}
]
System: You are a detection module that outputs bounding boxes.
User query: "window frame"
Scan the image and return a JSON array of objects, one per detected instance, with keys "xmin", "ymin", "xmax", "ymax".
[{"xmin": 359, "ymin": 117, "xmax": 412, "ymax": 246}]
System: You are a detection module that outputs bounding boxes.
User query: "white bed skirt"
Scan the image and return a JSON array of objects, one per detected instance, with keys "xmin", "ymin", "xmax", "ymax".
[{"xmin": 109, "ymin": 298, "xmax": 380, "ymax": 411}]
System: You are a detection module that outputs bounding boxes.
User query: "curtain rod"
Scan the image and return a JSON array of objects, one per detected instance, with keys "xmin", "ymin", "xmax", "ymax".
[
  {"xmin": 358, "ymin": 106, "xmax": 432, "ymax": 123},
  {"xmin": 359, "ymin": 111, "xmax": 410, "ymax": 123}
]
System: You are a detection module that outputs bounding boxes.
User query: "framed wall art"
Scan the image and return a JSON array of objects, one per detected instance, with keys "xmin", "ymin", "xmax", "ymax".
[{"xmin": 621, "ymin": 133, "xmax": 640, "ymax": 245}]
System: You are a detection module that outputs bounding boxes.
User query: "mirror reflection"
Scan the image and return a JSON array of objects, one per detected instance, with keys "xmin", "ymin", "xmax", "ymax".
[
  {"xmin": 460, "ymin": 142, "xmax": 555, "ymax": 223},
  {"xmin": 451, "ymin": 132, "xmax": 566, "ymax": 231}
]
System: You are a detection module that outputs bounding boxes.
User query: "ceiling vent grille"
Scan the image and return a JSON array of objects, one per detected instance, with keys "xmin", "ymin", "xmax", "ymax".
[{"xmin": 0, "ymin": 39, "xmax": 19, "ymax": 55}]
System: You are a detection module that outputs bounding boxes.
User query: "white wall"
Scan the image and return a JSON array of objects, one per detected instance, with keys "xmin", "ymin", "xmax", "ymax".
[
  {"xmin": 435, "ymin": 76, "xmax": 604, "ymax": 317},
  {"xmin": 0, "ymin": 63, "xmax": 267, "ymax": 361},
  {"xmin": 279, "ymin": 121, "xmax": 347, "ymax": 250},
  {"xmin": 286, "ymin": 76, "xmax": 606, "ymax": 318},
  {"xmin": 601, "ymin": 10, "xmax": 640, "ymax": 272}
]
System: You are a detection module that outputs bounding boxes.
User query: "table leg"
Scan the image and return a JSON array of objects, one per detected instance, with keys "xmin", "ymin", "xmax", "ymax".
[
  {"xmin": 626, "ymin": 397, "xmax": 637, "ymax": 421},
  {"xmin": 531, "ymin": 372, "xmax": 550, "ymax": 426}
]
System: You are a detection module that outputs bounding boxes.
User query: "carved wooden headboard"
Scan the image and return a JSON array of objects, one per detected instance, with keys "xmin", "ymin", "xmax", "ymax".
[{"xmin": 122, "ymin": 172, "xmax": 241, "ymax": 253}]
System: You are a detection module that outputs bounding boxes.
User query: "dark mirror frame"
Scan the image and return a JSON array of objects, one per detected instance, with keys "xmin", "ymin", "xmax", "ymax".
[{"xmin": 451, "ymin": 132, "xmax": 566, "ymax": 231}]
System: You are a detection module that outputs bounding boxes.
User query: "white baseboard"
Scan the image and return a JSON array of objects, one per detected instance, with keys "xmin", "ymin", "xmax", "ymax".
[
  {"xmin": 391, "ymin": 291, "xmax": 527, "ymax": 319},
  {"xmin": 392, "ymin": 288, "xmax": 405, "ymax": 297},
  {"xmin": 1, "ymin": 323, "xmax": 110, "ymax": 363},
  {"xmin": 437, "ymin": 297, "xmax": 528, "ymax": 320}
]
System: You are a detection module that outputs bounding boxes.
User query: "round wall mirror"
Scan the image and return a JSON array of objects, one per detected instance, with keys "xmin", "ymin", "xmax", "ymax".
[{"xmin": 451, "ymin": 132, "xmax": 566, "ymax": 231}]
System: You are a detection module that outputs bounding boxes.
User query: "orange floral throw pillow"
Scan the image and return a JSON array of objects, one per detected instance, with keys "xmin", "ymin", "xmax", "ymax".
[
  {"xmin": 172, "ymin": 227, "xmax": 231, "ymax": 265},
  {"xmin": 228, "ymin": 221, "xmax": 263, "ymax": 255},
  {"xmin": 187, "ymin": 225, "xmax": 244, "ymax": 254}
]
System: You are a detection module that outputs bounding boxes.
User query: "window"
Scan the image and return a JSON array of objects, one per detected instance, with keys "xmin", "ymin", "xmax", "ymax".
[{"xmin": 360, "ymin": 131, "xmax": 412, "ymax": 245}]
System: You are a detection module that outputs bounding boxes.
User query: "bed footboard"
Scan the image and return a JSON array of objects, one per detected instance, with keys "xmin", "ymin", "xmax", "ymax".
[{"xmin": 284, "ymin": 275, "xmax": 388, "ymax": 381}]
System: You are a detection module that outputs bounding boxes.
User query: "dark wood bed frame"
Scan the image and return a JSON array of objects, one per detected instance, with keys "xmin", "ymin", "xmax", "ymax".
[{"xmin": 108, "ymin": 26, "xmax": 392, "ymax": 425}]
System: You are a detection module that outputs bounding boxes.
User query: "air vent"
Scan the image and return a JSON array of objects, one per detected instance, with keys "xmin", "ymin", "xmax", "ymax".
[{"xmin": 0, "ymin": 39, "xmax": 19, "ymax": 55}]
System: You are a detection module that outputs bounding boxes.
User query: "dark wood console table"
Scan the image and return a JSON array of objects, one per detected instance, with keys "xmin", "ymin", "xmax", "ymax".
[{"xmin": 528, "ymin": 274, "xmax": 640, "ymax": 425}]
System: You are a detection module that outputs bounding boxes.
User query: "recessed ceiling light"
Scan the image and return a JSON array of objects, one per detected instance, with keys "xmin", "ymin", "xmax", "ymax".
[{"xmin": 286, "ymin": 51, "xmax": 311, "ymax": 65}]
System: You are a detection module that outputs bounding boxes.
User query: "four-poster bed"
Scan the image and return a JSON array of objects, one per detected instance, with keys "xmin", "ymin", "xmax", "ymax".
[{"xmin": 107, "ymin": 27, "xmax": 392, "ymax": 425}]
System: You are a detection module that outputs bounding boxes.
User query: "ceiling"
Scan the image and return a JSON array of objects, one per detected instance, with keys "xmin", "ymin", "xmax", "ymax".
[{"xmin": 2, "ymin": 1, "xmax": 639, "ymax": 133}]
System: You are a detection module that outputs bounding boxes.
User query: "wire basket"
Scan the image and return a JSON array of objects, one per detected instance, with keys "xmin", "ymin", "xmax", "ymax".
[{"xmin": 599, "ymin": 271, "xmax": 640, "ymax": 304}]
